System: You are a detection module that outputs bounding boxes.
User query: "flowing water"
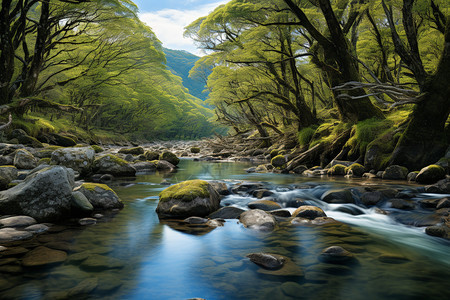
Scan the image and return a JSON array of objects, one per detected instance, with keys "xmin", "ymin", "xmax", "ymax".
[{"xmin": 0, "ymin": 159, "xmax": 449, "ymax": 299}]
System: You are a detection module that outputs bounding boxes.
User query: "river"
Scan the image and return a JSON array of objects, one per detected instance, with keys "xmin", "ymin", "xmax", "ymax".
[{"xmin": 0, "ymin": 159, "xmax": 449, "ymax": 299}]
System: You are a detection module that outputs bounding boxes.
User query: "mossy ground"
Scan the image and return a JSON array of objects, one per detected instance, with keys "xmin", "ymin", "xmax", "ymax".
[{"xmin": 159, "ymin": 180, "xmax": 210, "ymax": 203}]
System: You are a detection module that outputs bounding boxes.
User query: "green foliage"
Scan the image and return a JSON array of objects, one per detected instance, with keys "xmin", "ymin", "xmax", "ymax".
[
  {"xmin": 346, "ymin": 118, "xmax": 393, "ymax": 157},
  {"xmin": 298, "ymin": 126, "xmax": 318, "ymax": 147}
]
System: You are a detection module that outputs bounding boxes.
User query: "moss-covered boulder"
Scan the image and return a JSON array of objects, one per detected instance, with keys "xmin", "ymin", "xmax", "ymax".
[
  {"xmin": 118, "ymin": 147, "xmax": 144, "ymax": 155},
  {"xmin": 345, "ymin": 163, "xmax": 366, "ymax": 177},
  {"xmin": 91, "ymin": 145, "xmax": 104, "ymax": 153},
  {"xmin": 16, "ymin": 135, "xmax": 44, "ymax": 148},
  {"xmin": 144, "ymin": 151, "xmax": 160, "ymax": 161},
  {"xmin": 71, "ymin": 191, "xmax": 94, "ymax": 213},
  {"xmin": 269, "ymin": 149, "xmax": 279, "ymax": 158},
  {"xmin": 327, "ymin": 164, "xmax": 347, "ymax": 176},
  {"xmin": 92, "ymin": 154, "xmax": 136, "ymax": 177},
  {"xmin": 415, "ymin": 164, "xmax": 446, "ymax": 184},
  {"xmin": 50, "ymin": 146, "xmax": 95, "ymax": 176},
  {"xmin": 382, "ymin": 165, "xmax": 409, "ymax": 180},
  {"xmin": 190, "ymin": 147, "xmax": 200, "ymax": 154},
  {"xmin": 271, "ymin": 155, "xmax": 286, "ymax": 169},
  {"xmin": 0, "ymin": 166, "xmax": 18, "ymax": 182},
  {"xmin": 156, "ymin": 180, "xmax": 220, "ymax": 218},
  {"xmin": 13, "ymin": 149, "xmax": 38, "ymax": 169},
  {"xmin": 74, "ymin": 183, "xmax": 123, "ymax": 210},
  {"xmin": 160, "ymin": 151, "xmax": 180, "ymax": 166},
  {"xmin": 292, "ymin": 205, "xmax": 326, "ymax": 220},
  {"xmin": 50, "ymin": 133, "xmax": 77, "ymax": 147}
]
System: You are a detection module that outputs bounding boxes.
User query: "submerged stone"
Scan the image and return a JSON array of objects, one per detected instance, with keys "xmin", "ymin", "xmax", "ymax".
[
  {"xmin": 246, "ymin": 253, "xmax": 285, "ymax": 270},
  {"xmin": 22, "ymin": 246, "xmax": 67, "ymax": 267},
  {"xmin": 239, "ymin": 209, "xmax": 277, "ymax": 231},
  {"xmin": 292, "ymin": 205, "xmax": 326, "ymax": 220},
  {"xmin": 318, "ymin": 246, "xmax": 356, "ymax": 264}
]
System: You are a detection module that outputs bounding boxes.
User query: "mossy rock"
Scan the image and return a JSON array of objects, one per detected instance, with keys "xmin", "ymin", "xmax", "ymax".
[
  {"xmin": 156, "ymin": 180, "xmax": 220, "ymax": 218},
  {"xmin": 74, "ymin": 183, "xmax": 123, "ymax": 210},
  {"xmin": 144, "ymin": 151, "xmax": 160, "ymax": 161},
  {"xmin": 269, "ymin": 149, "xmax": 279, "ymax": 158},
  {"xmin": 50, "ymin": 133, "xmax": 77, "ymax": 147},
  {"xmin": 93, "ymin": 154, "xmax": 136, "ymax": 177},
  {"xmin": 345, "ymin": 163, "xmax": 366, "ymax": 177},
  {"xmin": 327, "ymin": 164, "xmax": 347, "ymax": 176},
  {"xmin": 91, "ymin": 145, "xmax": 104, "ymax": 153},
  {"xmin": 292, "ymin": 205, "xmax": 326, "ymax": 220},
  {"xmin": 190, "ymin": 147, "xmax": 200, "ymax": 154},
  {"xmin": 160, "ymin": 151, "xmax": 180, "ymax": 166},
  {"xmin": 17, "ymin": 135, "xmax": 44, "ymax": 148},
  {"xmin": 38, "ymin": 158, "xmax": 51, "ymax": 165},
  {"xmin": 271, "ymin": 155, "xmax": 286, "ymax": 169},
  {"xmin": 382, "ymin": 165, "xmax": 409, "ymax": 180},
  {"xmin": 118, "ymin": 147, "xmax": 144, "ymax": 155},
  {"xmin": 416, "ymin": 164, "xmax": 446, "ymax": 184}
]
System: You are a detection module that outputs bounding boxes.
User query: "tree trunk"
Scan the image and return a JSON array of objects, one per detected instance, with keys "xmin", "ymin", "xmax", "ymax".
[{"xmin": 0, "ymin": 0, "xmax": 14, "ymax": 104}]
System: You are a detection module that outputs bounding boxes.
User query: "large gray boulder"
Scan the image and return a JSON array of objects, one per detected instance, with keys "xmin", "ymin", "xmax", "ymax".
[
  {"xmin": 0, "ymin": 166, "xmax": 74, "ymax": 221},
  {"xmin": 156, "ymin": 180, "xmax": 220, "ymax": 218},
  {"xmin": 14, "ymin": 149, "xmax": 38, "ymax": 169},
  {"xmin": 51, "ymin": 147, "xmax": 95, "ymax": 176},
  {"xmin": 74, "ymin": 183, "xmax": 123, "ymax": 210},
  {"xmin": 92, "ymin": 154, "xmax": 136, "ymax": 177}
]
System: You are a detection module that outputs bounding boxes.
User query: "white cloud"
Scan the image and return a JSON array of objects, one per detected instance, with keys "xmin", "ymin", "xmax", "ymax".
[{"xmin": 139, "ymin": 1, "xmax": 229, "ymax": 56}]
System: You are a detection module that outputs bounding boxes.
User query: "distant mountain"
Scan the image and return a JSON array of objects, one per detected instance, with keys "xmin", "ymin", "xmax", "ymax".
[{"xmin": 163, "ymin": 48, "xmax": 209, "ymax": 101}]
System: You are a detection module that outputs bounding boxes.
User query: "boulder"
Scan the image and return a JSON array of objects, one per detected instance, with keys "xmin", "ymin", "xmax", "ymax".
[
  {"xmin": 321, "ymin": 189, "xmax": 354, "ymax": 203},
  {"xmin": 239, "ymin": 209, "xmax": 277, "ymax": 231},
  {"xmin": 49, "ymin": 133, "xmax": 77, "ymax": 147},
  {"xmin": 118, "ymin": 147, "xmax": 144, "ymax": 155},
  {"xmin": 361, "ymin": 191, "xmax": 385, "ymax": 206},
  {"xmin": 156, "ymin": 160, "xmax": 176, "ymax": 172},
  {"xmin": 144, "ymin": 151, "xmax": 159, "ymax": 161},
  {"xmin": 382, "ymin": 165, "xmax": 409, "ymax": 180},
  {"xmin": 208, "ymin": 207, "xmax": 245, "ymax": 219},
  {"xmin": 424, "ymin": 178, "xmax": 450, "ymax": 194},
  {"xmin": 50, "ymin": 146, "xmax": 95, "ymax": 176},
  {"xmin": 345, "ymin": 163, "xmax": 366, "ymax": 177},
  {"xmin": 156, "ymin": 180, "xmax": 220, "ymax": 218},
  {"xmin": 22, "ymin": 246, "xmax": 67, "ymax": 267},
  {"xmin": 13, "ymin": 149, "xmax": 38, "ymax": 169},
  {"xmin": 327, "ymin": 164, "xmax": 347, "ymax": 176},
  {"xmin": 190, "ymin": 147, "xmax": 201, "ymax": 154},
  {"xmin": 0, "ymin": 216, "xmax": 36, "ymax": 228},
  {"xmin": 415, "ymin": 165, "xmax": 446, "ymax": 184},
  {"xmin": 0, "ymin": 166, "xmax": 74, "ymax": 221},
  {"xmin": 160, "ymin": 151, "xmax": 180, "ymax": 166},
  {"xmin": 71, "ymin": 191, "xmax": 94, "ymax": 212},
  {"xmin": 246, "ymin": 253, "xmax": 285, "ymax": 270},
  {"xmin": 74, "ymin": 183, "xmax": 123, "ymax": 210},
  {"xmin": 318, "ymin": 246, "xmax": 356, "ymax": 264},
  {"xmin": 208, "ymin": 181, "xmax": 230, "ymax": 196},
  {"xmin": 407, "ymin": 172, "xmax": 418, "ymax": 181},
  {"xmin": 0, "ymin": 166, "xmax": 18, "ymax": 189},
  {"xmin": 292, "ymin": 205, "xmax": 326, "ymax": 220},
  {"xmin": 271, "ymin": 155, "xmax": 286, "ymax": 168},
  {"xmin": 130, "ymin": 161, "xmax": 157, "ymax": 173},
  {"xmin": 389, "ymin": 199, "xmax": 415, "ymax": 210},
  {"xmin": 248, "ymin": 200, "xmax": 282, "ymax": 211},
  {"xmin": 0, "ymin": 228, "xmax": 32, "ymax": 242},
  {"xmin": 93, "ymin": 154, "xmax": 136, "ymax": 177}
]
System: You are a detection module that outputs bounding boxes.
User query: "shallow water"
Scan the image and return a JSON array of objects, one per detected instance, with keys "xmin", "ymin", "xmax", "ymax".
[{"xmin": 0, "ymin": 159, "xmax": 449, "ymax": 299}]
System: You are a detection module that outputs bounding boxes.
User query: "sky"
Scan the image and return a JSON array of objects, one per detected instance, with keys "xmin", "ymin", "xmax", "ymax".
[{"xmin": 134, "ymin": 0, "xmax": 230, "ymax": 56}]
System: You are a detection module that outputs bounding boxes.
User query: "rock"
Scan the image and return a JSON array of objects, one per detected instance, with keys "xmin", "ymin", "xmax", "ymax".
[
  {"xmin": 71, "ymin": 191, "xmax": 94, "ymax": 212},
  {"xmin": 67, "ymin": 278, "xmax": 98, "ymax": 297},
  {"xmin": 377, "ymin": 253, "xmax": 411, "ymax": 264},
  {"xmin": 49, "ymin": 133, "xmax": 77, "ymax": 147},
  {"xmin": 269, "ymin": 209, "xmax": 292, "ymax": 218},
  {"xmin": 23, "ymin": 224, "xmax": 49, "ymax": 233},
  {"xmin": 50, "ymin": 147, "xmax": 95, "ymax": 176},
  {"xmin": 13, "ymin": 149, "xmax": 38, "ymax": 169},
  {"xmin": 231, "ymin": 182, "xmax": 264, "ymax": 194},
  {"xmin": 419, "ymin": 198, "xmax": 440, "ymax": 208},
  {"xmin": 389, "ymin": 199, "xmax": 415, "ymax": 210},
  {"xmin": 80, "ymin": 254, "xmax": 124, "ymax": 271},
  {"xmin": 182, "ymin": 216, "xmax": 209, "ymax": 224},
  {"xmin": 362, "ymin": 172, "xmax": 377, "ymax": 179},
  {"xmin": 292, "ymin": 205, "xmax": 326, "ymax": 220},
  {"xmin": 256, "ymin": 256, "xmax": 303, "ymax": 277},
  {"xmin": 0, "ymin": 166, "xmax": 18, "ymax": 182},
  {"xmin": 425, "ymin": 225, "xmax": 447, "ymax": 238},
  {"xmin": 437, "ymin": 198, "xmax": 450, "ymax": 209},
  {"xmin": 0, "ymin": 228, "xmax": 32, "ymax": 242},
  {"xmin": 292, "ymin": 165, "xmax": 308, "ymax": 174},
  {"xmin": 252, "ymin": 189, "xmax": 274, "ymax": 199},
  {"xmin": 156, "ymin": 160, "xmax": 176, "ymax": 172},
  {"xmin": 328, "ymin": 160, "xmax": 353, "ymax": 167},
  {"xmin": 74, "ymin": 183, "xmax": 123, "ymax": 210},
  {"xmin": 246, "ymin": 253, "xmax": 285, "ymax": 270},
  {"xmin": 79, "ymin": 218, "xmax": 97, "ymax": 225},
  {"xmin": 286, "ymin": 198, "xmax": 307, "ymax": 208},
  {"xmin": 0, "ymin": 216, "xmax": 36, "ymax": 228},
  {"xmin": 361, "ymin": 191, "xmax": 385, "ymax": 206},
  {"xmin": 208, "ymin": 207, "xmax": 245, "ymax": 219},
  {"xmin": 239, "ymin": 209, "xmax": 277, "ymax": 231},
  {"xmin": 160, "ymin": 151, "xmax": 180, "ymax": 166},
  {"xmin": 22, "ymin": 246, "xmax": 67, "ymax": 267},
  {"xmin": 425, "ymin": 178, "xmax": 450, "ymax": 194},
  {"xmin": 416, "ymin": 164, "xmax": 446, "ymax": 184},
  {"xmin": 0, "ymin": 166, "xmax": 74, "ymax": 221},
  {"xmin": 321, "ymin": 189, "xmax": 354, "ymax": 203},
  {"xmin": 311, "ymin": 217, "xmax": 339, "ymax": 225},
  {"xmin": 208, "ymin": 181, "xmax": 229, "ymax": 195},
  {"xmin": 407, "ymin": 172, "xmax": 418, "ymax": 181},
  {"xmin": 190, "ymin": 147, "xmax": 201, "ymax": 154},
  {"xmin": 0, "ymin": 155, "xmax": 14, "ymax": 166},
  {"xmin": 130, "ymin": 161, "xmax": 156, "ymax": 173},
  {"xmin": 144, "ymin": 151, "xmax": 159, "ymax": 161},
  {"xmin": 248, "ymin": 200, "xmax": 282, "ymax": 211},
  {"xmin": 156, "ymin": 180, "xmax": 220, "ymax": 218},
  {"xmin": 327, "ymin": 164, "xmax": 347, "ymax": 176},
  {"xmin": 93, "ymin": 154, "xmax": 136, "ymax": 177},
  {"xmin": 118, "ymin": 147, "xmax": 144, "ymax": 155},
  {"xmin": 91, "ymin": 145, "xmax": 104, "ymax": 153},
  {"xmin": 271, "ymin": 155, "xmax": 286, "ymax": 168},
  {"xmin": 382, "ymin": 165, "xmax": 409, "ymax": 180},
  {"xmin": 345, "ymin": 163, "xmax": 366, "ymax": 177},
  {"xmin": 318, "ymin": 246, "xmax": 355, "ymax": 264}
]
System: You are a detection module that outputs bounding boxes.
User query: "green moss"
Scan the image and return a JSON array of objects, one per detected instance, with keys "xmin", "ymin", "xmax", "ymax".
[
  {"xmin": 0, "ymin": 165, "xmax": 16, "ymax": 168},
  {"xmin": 298, "ymin": 126, "xmax": 317, "ymax": 147},
  {"xmin": 38, "ymin": 158, "xmax": 51, "ymax": 165},
  {"xmin": 145, "ymin": 151, "xmax": 160, "ymax": 161},
  {"xmin": 160, "ymin": 151, "xmax": 180, "ymax": 166},
  {"xmin": 345, "ymin": 163, "xmax": 366, "ymax": 176},
  {"xmin": 99, "ymin": 154, "xmax": 129, "ymax": 166},
  {"xmin": 309, "ymin": 122, "xmax": 352, "ymax": 149},
  {"xmin": 159, "ymin": 180, "xmax": 210, "ymax": 203},
  {"xmin": 271, "ymin": 155, "xmax": 286, "ymax": 169},
  {"xmin": 190, "ymin": 147, "xmax": 200, "ymax": 153},
  {"xmin": 327, "ymin": 164, "xmax": 347, "ymax": 175},
  {"xmin": 81, "ymin": 182, "xmax": 114, "ymax": 192},
  {"xmin": 366, "ymin": 128, "xmax": 399, "ymax": 170},
  {"xmin": 91, "ymin": 145, "xmax": 104, "ymax": 153}
]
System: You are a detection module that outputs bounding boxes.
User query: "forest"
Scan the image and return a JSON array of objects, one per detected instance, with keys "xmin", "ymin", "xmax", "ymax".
[{"xmin": 0, "ymin": 0, "xmax": 449, "ymax": 170}]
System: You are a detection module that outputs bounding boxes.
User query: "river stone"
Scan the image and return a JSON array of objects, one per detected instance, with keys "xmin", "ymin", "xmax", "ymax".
[
  {"xmin": 80, "ymin": 254, "xmax": 124, "ymax": 271},
  {"xmin": 327, "ymin": 164, "xmax": 347, "ymax": 176},
  {"xmin": 0, "ymin": 228, "xmax": 32, "ymax": 242},
  {"xmin": 416, "ymin": 164, "xmax": 446, "ymax": 184},
  {"xmin": 292, "ymin": 205, "xmax": 326, "ymax": 220},
  {"xmin": 407, "ymin": 172, "xmax": 418, "ymax": 181},
  {"xmin": 92, "ymin": 154, "xmax": 136, "ymax": 177},
  {"xmin": 13, "ymin": 149, "xmax": 38, "ymax": 169},
  {"xmin": 208, "ymin": 181, "xmax": 229, "ymax": 196},
  {"xmin": 311, "ymin": 217, "xmax": 339, "ymax": 225},
  {"xmin": 345, "ymin": 163, "xmax": 366, "ymax": 177},
  {"xmin": 160, "ymin": 151, "xmax": 180, "ymax": 166},
  {"xmin": 389, "ymin": 199, "xmax": 415, "ymax": 210},
  {"xmin": 208, "ymin": 207, "xmax": 245, "ymax": 219},
  {"xmin": 361, "ymin": 191, "xmax": 385, "ymax": 206},
  {"xmin": 71, "ymin": 191, "xmax": 94, "ymax": 212},
  {"xmin": 425, "ymin": 225, "xmax": 447, "ymax": 238},
  {"xmin": 130, "ymin": 161, "xmax": 157, "ymax": 173},
  {"xmin": 269, "ymin": 209, "xmax": 292, "ymax": 218},
  {"xmin": 0, "ymin": 166, "xmax": 18, "ymax": 182},
  {"xmin": 247, "ymin": 253, "xmax": 285, "ymax": 270},
  {"xmin": 257, "ymin": 256, "xmax": 303, "ymax": 277},
  {"xmin": 425, "ymin": 178, "xmax": 450, "ymax": 194},
  {"xmin": 239, "ymin": 209, "xmax": 277, "ymax": 231},
  {"xmin": 437, "ymin": 198, "xmax": 450, "ymax": 209},
  {"xmin": 50, "ymin": 147, "xmax": 95, "ymax": 176},
  {"xmin": 118, "ymin": 146, "xmax": 144, "ymax": 155},
  {"xmin": 0, "ymin": 216, "xmax": 36, "ymax": 228},
  {"xmin": 74, "ymin": 183, "xmax": 123, "ymax": 210},
  {"xmin": 183, "ymin": 216, "xmax": 209, "ymax": 224},
  {"xmin": 22, "ymin": 246, "xmax": 67, "ymax": 267},
  {"xmin": 67, "ymin": 278, "xmax": 98, "ymax": 297},
  {"xmin": 156, "ymin": 180, "xmax": 220, "ymax": 218},
  {"xmin": 318, "ymin": 246, "xmax": 355, "ymax": 264},
  {"xmin": 321, "ymin": 189, "xmax": 354, "ymax": 203},
  {"xmin": 0, "ymin": 166, "xmax": 74, "ymax": 221},
  {"xmin": 156, "ymin": 160, "xmax": 176, "ymax": 172},
  {"xmin": 79, "ymin": 218, "xmax": 97, "ymax": 225},
  {"xmin": 248, "ymin": 200, "xmax": 282, "ymax": 211},
  {"xmin": 24, "ymin": 224, "xmax": 49, "ymax": 233},
  {"xmin": 382, "ymin": 165, "xmax": 409, "ymax": 180}
]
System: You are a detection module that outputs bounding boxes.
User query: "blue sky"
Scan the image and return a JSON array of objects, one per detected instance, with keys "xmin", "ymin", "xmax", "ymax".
[{"xmin": 135, "ymin": 0, "xmax": 229, "ymax": 55}]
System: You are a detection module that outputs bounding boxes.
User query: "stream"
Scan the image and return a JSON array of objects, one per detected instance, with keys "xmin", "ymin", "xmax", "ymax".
[{"xmin": 0, "ymin": 159, "xmax": 449, "ymax": 299}]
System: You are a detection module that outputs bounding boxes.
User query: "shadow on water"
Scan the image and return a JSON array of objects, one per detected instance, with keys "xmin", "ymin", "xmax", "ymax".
[{"xmin": 0, "ymin": 159, "xmax": 449, "ymax": 299}]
